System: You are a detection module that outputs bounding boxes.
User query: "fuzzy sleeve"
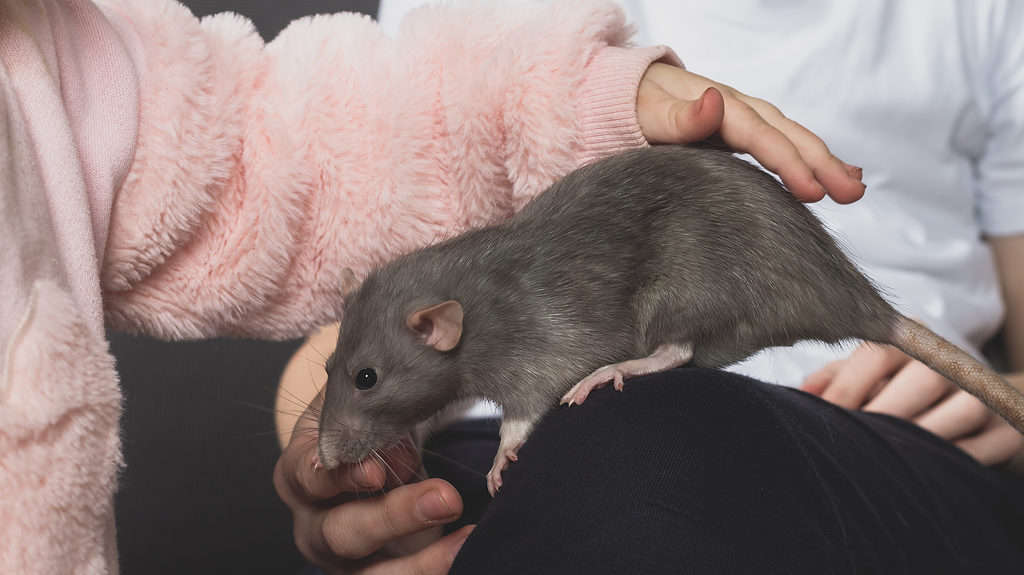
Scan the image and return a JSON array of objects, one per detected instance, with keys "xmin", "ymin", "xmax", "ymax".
[{"xmin": 97, "ymin": 0, "xmax": 675, "ymax": 340}]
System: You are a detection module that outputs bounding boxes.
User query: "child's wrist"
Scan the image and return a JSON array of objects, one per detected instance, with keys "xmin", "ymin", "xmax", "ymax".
[{"xmin": 576, "ymin": 46, "xmax": 680, "ymax": 164}]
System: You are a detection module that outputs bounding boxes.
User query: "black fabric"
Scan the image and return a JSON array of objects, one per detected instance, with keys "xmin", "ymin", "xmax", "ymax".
[
  {"xmin": 439, "ymin": 368, "xmax": 1024, "ymax": 574},
  {"xmin": 111, "ymin": 334, "xmax": 307, "ymax": 575},
  {"xmin": 183, "ymin": 0, "xmax": 379, "ymax": 40},
  {"xmin": 422, "ymin": 418, "xmax": 501, "ymax": 534}
]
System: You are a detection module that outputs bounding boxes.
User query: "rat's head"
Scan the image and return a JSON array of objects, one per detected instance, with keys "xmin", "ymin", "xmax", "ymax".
[{"xmin": 317, "ymin": 268, "xmax": 465, "ymax": 469}]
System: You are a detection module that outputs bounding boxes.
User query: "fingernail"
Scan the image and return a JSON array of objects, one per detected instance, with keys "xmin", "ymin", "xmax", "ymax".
[{"xmin": 417, "ymin": 489, "xmax": 457, "ymax": 522}]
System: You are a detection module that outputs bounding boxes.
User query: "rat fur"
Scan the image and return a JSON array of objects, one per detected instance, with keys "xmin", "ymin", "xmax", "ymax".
[{"xmin": 317, "ymin": 145, "xmax": 1024, "ymax": 494}]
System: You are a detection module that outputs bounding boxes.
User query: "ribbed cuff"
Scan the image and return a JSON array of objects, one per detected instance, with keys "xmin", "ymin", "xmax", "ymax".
[{"xmin": 576, "ymin": 45, "xmax": 683, "ymax": 165}]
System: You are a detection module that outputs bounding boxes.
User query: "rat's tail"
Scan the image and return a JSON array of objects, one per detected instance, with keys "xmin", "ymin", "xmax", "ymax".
[{"xmin": 889, "ymin": 315, "xmax": 1024, "ymax": 435}]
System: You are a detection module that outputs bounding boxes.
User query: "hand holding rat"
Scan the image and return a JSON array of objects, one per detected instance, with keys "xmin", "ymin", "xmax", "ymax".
[
  {"xmin": 637, "ymin": 63, "xmax": 865, "ymax": 204},
  {"xmin": 273, "ymin": 393, "xmax": 473, "ymax": 574},
  {"xmin": 803, "ymin": 343, "xmax": 1024, "ymax": 465}
]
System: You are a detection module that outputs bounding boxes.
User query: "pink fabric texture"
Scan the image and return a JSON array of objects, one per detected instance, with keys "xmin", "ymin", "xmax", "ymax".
[
  {"xmin": 1, "ymin": 0, "xmax": 670, "ymax": 571},
  {"xmin": 2, "ymin": 1, "xmax": 136, "ymax": 573},
  {"xmin": 99, "ymin": 0, "xmax": 672, "ymax": 340}
]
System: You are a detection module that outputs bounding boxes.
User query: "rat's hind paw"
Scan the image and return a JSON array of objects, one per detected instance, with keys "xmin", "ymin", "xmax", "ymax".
[
  {"xmin": 560, "ymin": 365, "xmax": 625, "ymax": 406},
  {"xmin": 560, "ymin": 343, "xmax": 695, "ymax": 406}
]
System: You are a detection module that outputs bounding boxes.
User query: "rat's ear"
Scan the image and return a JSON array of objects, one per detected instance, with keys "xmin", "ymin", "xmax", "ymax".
[
  {"xmin": 406, "ymin": 300, "xmax": 463, "ymax": 352},
  {"xmin": 340, "ymin": 267, "xmax": 358, "ymax": 302}
]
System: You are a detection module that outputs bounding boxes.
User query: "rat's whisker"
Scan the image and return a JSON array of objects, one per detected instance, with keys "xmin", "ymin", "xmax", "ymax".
[
  {"xmin": 371, "ymin": 449, "xmax": 404, "ymax": 487},
  {"xmin": 277, "ymin": 392, "xmax": 317, "ymax": 416},
  {"xmin": 230, "ymin": 429, "xmax": 290, "ymax": 440},
  {"xmin": 353, "ymin": 460, "xmax": 377, "ymax": 499},
  {"xmin": 306, "ymin": 340, "xmax": 330, "ymax": 363},
  {"xmin": 420, "ymin": 447, "xmax": 487, "ymax": 479},
  {"xmin": 381, "ymin": 449, "xmax": 428, "ymax": 482},
  {"xmin": 279, "ymin": 384, "xmax": 315, "ymax": 409},
  {"xmin": 297, "ymin": 354, "xmax": 327, "ymax": 370},
  {"xmin": 230, "ymin": 398, "xmax": 308, "ymax": 418},
  {"xmin": 308, "ymin": 362, "xmax": 325, "ymax": 399}
]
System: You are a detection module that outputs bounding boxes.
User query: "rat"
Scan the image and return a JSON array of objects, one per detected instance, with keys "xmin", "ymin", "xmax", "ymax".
[{"xmin": 316, "ymin": 145, "xmax": 1024, "ymax": 495}]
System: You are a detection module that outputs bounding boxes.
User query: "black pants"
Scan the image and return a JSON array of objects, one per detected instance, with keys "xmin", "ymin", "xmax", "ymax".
[{"xmin": 422, "ymin": 368, "xmax": 1024, "ymax": 574}]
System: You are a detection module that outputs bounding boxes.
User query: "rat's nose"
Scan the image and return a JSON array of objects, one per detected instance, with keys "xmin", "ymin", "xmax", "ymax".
[{"xmin": 316, "ymin": 440, "xmax": 343, "ymax": 471}]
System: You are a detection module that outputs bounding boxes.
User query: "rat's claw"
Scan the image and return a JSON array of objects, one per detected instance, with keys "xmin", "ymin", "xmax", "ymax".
[
  {"xmin": 565, "ymin": 345, "xmax": 694, "ymax": 403},
  {"xmin": 487, "ymin": 446, "xmax": 521, "ymax": 496},
  {"xmin": 311, "ymin": 454, "xmax": 323, "ymax": 472},
  {"xmin": 562, "ymin": 366, "xmax": 617, "ymax": 405},
  {"xmin": 487, "ymin": 465, "xmax": 504, "ymax": 496}
]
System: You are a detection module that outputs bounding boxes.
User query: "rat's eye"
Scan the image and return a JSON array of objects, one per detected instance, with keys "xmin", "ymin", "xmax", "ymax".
[{"xmin": 355, "ymin": 368, "xmax": 377, "ymax": 390}]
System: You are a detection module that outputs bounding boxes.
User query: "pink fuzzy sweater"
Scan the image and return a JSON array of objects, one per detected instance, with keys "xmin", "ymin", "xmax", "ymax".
[{"xmin": 0, "ymin": 0, "xmax": 672, "ymax": 571}]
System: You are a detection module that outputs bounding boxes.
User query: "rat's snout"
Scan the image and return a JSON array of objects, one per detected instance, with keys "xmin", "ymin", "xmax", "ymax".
[
  {"xmin": 315, "ymin": 411, "xmax": 383, "ymax": 469},
  {"xmin": 317, "ymin": 434, "xmax": 377, "ymax": 469}
]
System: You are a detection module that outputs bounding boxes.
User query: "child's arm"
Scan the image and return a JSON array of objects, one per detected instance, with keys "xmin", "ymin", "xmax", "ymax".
[
  {"xmin": 95, "ymin": 0, "xmax": 674, "ymax": 340},
  {"xmin": 95, "ymin": 0, "xmax": 862, "ymax": 343}
]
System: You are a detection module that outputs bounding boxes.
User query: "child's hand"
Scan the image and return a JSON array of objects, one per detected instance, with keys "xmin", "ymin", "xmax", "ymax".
[
  {"xmin": 802, "ymin": 343, "xmax": 1024, "ymax": 465},
  {"xmin": 637, "ymin": 63, "xmax": 865, "ymax": 204},
  {"xmin": 273, "ymin": 393, "xmax": 472, "ymax": 574}
]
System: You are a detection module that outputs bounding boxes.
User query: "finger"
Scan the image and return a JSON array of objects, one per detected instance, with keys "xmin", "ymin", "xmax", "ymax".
[
  {"xmin": 276, "ymin": 389, "xmax": 372, "ymax": 506},
  {"xmin": 637, "ymin": 84, "xmax": 725, "ymax": 144},
  {"xmin": 801, "ymin": 359, "xmax": 844, "ymax": 395},
  {"xmin": 641, "ymin": 64, "xmax": 862, "ymax": 203},
  {"xmin": 376, "ymin": 437, "xmax": 433, "ymax": 489},
  {"xmin": 275, "ymin": 438, "xmax": 388, "ymax": 508},
  {"xmin": 863, "ymin": 361, "xmax": 952, "ymax": 420},
  {"xmin": 914, "ymin": 391, "xmax": 992, "ymax": 440},
  {"xmin": 737, "ymin": 95, "xmax": 865, "ymax": 204},
  {"xmin": 321, "ymin": 478, "xmax": 463, "ymax": 559},
  {"xmin": 717, "ymin": 99, "xmax": 826, "ymax": 202},
  {"xmin": 955, "ymin": 419, "xmax": 1024, "ymax": 466},
  {"xmin": 362, "ymin": 526, "xmax": 475, "ymax": 575},
  {"xmin": 821, "ymin": 344, "xmax": 907, "ymax": 409}
]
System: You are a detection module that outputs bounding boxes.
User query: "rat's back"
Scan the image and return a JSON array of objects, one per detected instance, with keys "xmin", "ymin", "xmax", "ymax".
[{"xmin": 511, "ymin": 146, "xmax": 895, "ymax": 364}]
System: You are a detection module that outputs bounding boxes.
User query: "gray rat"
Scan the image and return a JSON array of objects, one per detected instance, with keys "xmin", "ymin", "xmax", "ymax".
[{"xmin": 317, "ymin": 145, "xmax": 1024, "ymax": 495}]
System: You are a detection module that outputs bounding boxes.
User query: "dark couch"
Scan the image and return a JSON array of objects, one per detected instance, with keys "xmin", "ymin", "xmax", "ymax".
[{"xmin": 111, "ymin": 2, "xmax": 377, "ymax": 574}]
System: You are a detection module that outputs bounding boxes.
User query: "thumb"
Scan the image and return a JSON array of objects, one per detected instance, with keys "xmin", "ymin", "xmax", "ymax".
[{"xmin": 638, "ymin": 85, "xmax": 725, "ymax": 144}]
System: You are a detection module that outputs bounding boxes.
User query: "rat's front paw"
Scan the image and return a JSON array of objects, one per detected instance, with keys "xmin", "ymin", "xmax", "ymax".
[{"xmin": 486, "ymin": 445, "xmax": 520, "ymax": 496}]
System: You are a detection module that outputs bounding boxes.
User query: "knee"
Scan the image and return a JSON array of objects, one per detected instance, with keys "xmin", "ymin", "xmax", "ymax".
[
  {"xmin": 516, "ymin": 369, "xmax": 796, "ymax": 489},
  {"xmin": 458, "ymin": 369, "xmax": 828, "ymax": 574}
]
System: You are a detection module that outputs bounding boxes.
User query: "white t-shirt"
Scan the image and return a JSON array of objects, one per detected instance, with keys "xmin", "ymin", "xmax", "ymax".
[{"xmin": 378, "ymin": 1, "xmax": 1024, "ymax": 399}]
